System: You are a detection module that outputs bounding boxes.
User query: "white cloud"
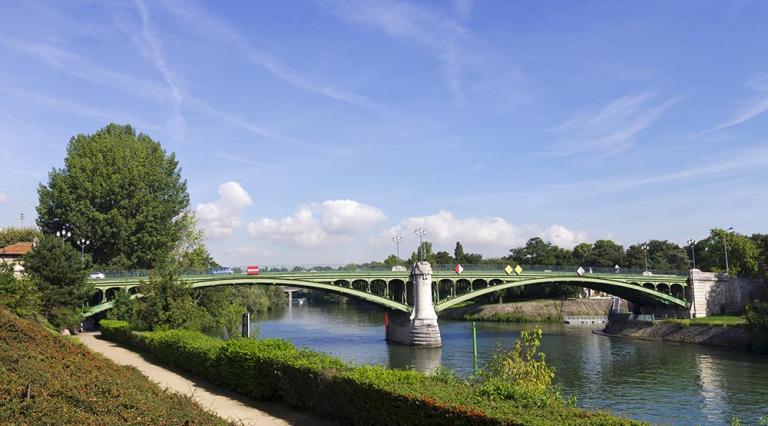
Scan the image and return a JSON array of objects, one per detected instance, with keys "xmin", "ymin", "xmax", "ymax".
[
  {"xmin": 378, "ymin": 211, "xmax": 587, "ymax": 253},
  {"xmin": 550, "ymin": 92, "xmax": 679, "ymax": 156},
  {"xmin": 247, "ymin": 200, "xmax": 385, "ymax": 247},
  {"xmin": 713, "ymin": 74, "xmax": 768, "ymax": 131},
  {"xmin": 0, "ymin": 194, "xmax": 6, "ymax": 203},
  {"xmin": 196, "ymin": 181, "xmax": 253, "ymax": 238},
  {"xmin": 540, "ymin": 224, "xmax": 588, "ymax": 249}
]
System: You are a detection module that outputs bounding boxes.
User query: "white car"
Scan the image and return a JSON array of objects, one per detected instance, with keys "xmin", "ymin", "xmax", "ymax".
[{"xmin": 89, "ymin": 272, "xmax": 106, "ymax": 279}]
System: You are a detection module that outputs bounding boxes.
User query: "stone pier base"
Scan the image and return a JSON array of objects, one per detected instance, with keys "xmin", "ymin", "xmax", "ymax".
[{"xmin": 385, "ymin": 311, "xmax": 442, "ymax": 347}]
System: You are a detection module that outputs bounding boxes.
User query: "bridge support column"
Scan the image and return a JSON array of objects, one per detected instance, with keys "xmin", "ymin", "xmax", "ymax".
[{"xmin": 386, "ymin": 261, "xmax": 442, "ymax": 347}]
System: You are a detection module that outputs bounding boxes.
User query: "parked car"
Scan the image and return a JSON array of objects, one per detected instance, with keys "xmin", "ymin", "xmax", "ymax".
[
  {"xmin": 211, "ymin": 268, "xmax": 234, "ymax": 275},
  {"xmin": 89, "ymin": 272, "xmax": 106, "ymax": 279},
  {"xmin": 246, "ymin": 265, "xmax": 260, "ymax": 275}
]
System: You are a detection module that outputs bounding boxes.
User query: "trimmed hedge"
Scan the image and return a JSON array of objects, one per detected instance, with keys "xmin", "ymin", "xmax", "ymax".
[{"xmin": 100, "ymin": 320, "xmax": 642, "ymax": 426}]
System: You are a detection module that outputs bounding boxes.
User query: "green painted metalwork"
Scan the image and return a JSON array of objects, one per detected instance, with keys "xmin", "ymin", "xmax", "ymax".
[{"xmin": 86, "ymin": 269, "xmax": 689, "ymax": 317}]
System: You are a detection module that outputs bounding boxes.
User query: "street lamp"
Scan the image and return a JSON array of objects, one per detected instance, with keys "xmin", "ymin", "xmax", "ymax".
[
  {"xmin": 724, "ymin": 227, "xmax": 734, "ymax": 275},
  {"xmin": 414, "ymin": 228, "xmax": 427, "ymax": 261},
  {"xmin": 56, "ymin": 229, "xmax": 72, "ymax": 245},
  {"xmin": 77, "ymin": 238, "xmax": 90, "ymax": 262},
  {"xmin": 640, "ymin": 242, "xmax": 649, "ymax": 272},
  {"xmin": 687, "ymin": 239, "xmax": 697, "ymax": 269},
  {"xmin": 392, "ymin": 235, "xmax": 403, "ymax": 259}
]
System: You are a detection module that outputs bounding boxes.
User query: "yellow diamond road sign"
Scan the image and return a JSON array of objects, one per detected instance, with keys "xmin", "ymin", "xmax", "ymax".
[
  {"xmin": 504, "ymin": 265, "xmax": 513, "ymax": 275},
  {"xmin": 514, "ymin": 265, "xmax": 523, "ymax": 275}
]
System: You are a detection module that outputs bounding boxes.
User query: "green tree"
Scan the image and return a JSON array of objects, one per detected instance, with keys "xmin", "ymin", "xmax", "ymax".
[
  {"xmin": 22, "ymin": 235, "xmax": 93, "ymax": 329},
  {"xmin": 750, "ymin": 233, "xmax": 768, "ymax": 278},
  {"xmin": 587, "ymin": 240, "xmax": 625, "ymax": 268},
  {"xmin": 173, "ymin": 211, "xmax": 219, "ymax": 271},
  {"xmin": 409, "ymin": 241, "xmax": 434, "ymax": 264},
  {"xmin": 0, "ymin": 263, "xmax": 41, "ymax": 319},
  {"xmin": 0, "ymin": 227, "xmax": 41, "ymax": 248},
  {"xmin": 572, "ymin": 243, "xmax": 592, "ymax": 266},
  {"xmin": 509, "ymin": 238, "xmax": 573, "ymax": 266},
  {"xmin": 454, "ymin": 241, "xmax": 465, "ymax": 263},
  {"xmin": 696, "ymin": 229, "xmax": 759, "ymax": 276},
  {"xmin": 434, "ymin": 251, "xmax": 454, "ymax": 265},
  {"xmin": 36, "ymin": 124, "xmax": 190, "ymax": 269},
  {"xmin": 383, "ymin": 255, "xmax": 404, "ymax": 267},
  {"xmin": 131, "ymin": 268, "xmax": 209, "ymax": 331}
]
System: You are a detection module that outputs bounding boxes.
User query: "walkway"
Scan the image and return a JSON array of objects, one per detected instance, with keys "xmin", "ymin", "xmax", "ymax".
[{"xmin": 75, "ymin": 332, "xmax": 335, "ymax": 426}]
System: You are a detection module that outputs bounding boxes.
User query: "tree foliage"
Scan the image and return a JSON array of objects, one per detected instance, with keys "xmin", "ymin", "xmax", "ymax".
[
  {"xmin": 509, "ymin": 238, "xmax": 573, "ymax": 266},
  {"xmin": 36, "ymin": 124, "xmax": 190, "ymax": 269},
  {"xmin": 695, "ymin": 229, "xmax": 760, "ymax": 276},
  {"xmin": 0, "ymin": 227, "xmax": 41, "ymax": 248},
  {"xmin": 22, "ymin": 235, "xmax": 92, "ymax": 328},
  {"xmin": 0, "ymin": 263, "xmax": 41, "ymax": 319}
]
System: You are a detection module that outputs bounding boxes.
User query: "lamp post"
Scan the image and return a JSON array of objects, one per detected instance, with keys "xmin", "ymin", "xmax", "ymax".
[
  {"xmin": 392, "ymin": 235, "xmax": 403, "ymax": 259},
  {"xmin": 77, "ymin": 238, "xmax": 90, "ymax": 262},
  {"xmin": 55, "ymin": 229, "xmax": 72, "ymax": 245},
  {"xmin": 687, "ymin": 239, "xmax": 697, "ymax": 269},
  {"xmin": 414, "ymin": 228, "xmax": 427, "ymax": 261},
  {"xmin": 724, "ymin": 227, "xmax": 733, "ymax": 275},
  {"xmin": 641, "ymin": 242, "xmax": 649, "ymax": 272}
]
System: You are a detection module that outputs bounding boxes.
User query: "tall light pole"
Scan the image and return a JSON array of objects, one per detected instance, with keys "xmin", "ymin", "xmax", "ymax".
[
  {"xmin": 392, "ymin": 235, "xmax": 403, "ymax": 259},
  {"xmin": 687, "ymin": 239, "xmax": 697, "ymax": 269},
  {"xmin": 414, "ymin": 228, "xmax": 427, "ymax": 261},
  {"xmin": 77, "ymin": 238, "xmax": 90, "ymax": 262},
  {"xmin": 641, "ymin": 242, "xmax": 649, "ymax": 272},
  {"xmin": 724, "ymin": 227, "xmax": 733, "ymax": 275}
]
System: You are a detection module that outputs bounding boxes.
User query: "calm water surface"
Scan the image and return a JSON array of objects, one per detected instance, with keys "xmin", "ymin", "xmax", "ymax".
[{"xmin": 250, "ymin": 303, "xmax": 768, "ymax": 425}]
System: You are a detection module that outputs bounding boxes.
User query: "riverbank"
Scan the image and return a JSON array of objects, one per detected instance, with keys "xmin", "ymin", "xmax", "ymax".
[
  {"xmin": 440, "ymin": 298, "xmax": 615, "ymax": 322},
  {"xmin": 0, "ymin": 308, "xmax": 229, "ymax": 425},
  {"xmin": 601, "ymin": 319, "xmax": 752, "ymax": 350}
]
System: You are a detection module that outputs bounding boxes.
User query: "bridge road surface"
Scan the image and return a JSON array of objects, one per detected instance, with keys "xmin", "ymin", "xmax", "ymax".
[{"xmin": 76, "ymin": 332, "xmax": 337, "ymax": 426}]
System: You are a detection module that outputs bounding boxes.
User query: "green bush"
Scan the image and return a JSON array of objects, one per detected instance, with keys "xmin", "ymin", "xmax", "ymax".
[
  {"xmin": 745, "ymin": 301, "xmax": 768, "ymax": 353},
  {"xmin": 99, "ymin": 321, "xmax": 640, "ymax": 425}
]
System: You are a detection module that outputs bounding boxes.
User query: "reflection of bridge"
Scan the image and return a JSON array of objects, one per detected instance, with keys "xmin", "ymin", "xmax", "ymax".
[{"xmin": 87, "ymin": 265, "xmax": 690, "ymax": 317}]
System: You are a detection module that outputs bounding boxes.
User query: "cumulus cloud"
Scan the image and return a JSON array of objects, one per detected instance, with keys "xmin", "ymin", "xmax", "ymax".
[
  {"xmin": 540, "ymin": 224, "xmax": 588, "ymax": 249},
  {"xmin": 196, "ymin": 181, "xmax": 253, "ymax": 238},
  {"xmin": 378, "ymin": 211, "xmax": 587, "ymax": 253},
  {"xmin": 247, "ymin": 200, "xmax": 385, "ymax": 247}
]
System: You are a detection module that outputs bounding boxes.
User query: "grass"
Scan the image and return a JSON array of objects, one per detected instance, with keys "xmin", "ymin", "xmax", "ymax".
[
  {"xmin": 0, "ymin": 308, "xmax": 231, "ymax": 425},
  {"xmin": 662, "ymin": 315, "xmax": 747, "ymax": 327}
]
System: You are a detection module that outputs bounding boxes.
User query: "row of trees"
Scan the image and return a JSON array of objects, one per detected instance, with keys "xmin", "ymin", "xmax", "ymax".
[{"xmin": 370, "ymin": 229, "xmax": 767, "ymax": 278}]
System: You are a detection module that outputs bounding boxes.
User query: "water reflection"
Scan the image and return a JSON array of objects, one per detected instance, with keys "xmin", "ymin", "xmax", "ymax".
[{"xmin": 250, "ymin": 303, "xmax": 768, "ymax": 424}]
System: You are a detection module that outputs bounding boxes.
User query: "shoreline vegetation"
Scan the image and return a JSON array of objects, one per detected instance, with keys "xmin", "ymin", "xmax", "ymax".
[
  {"xmin": 0, "ymin": 308, "xmax": 230, "ymax": 425},
  {"xmin": 100, "ymin": 320, "xmax": 641, "ymax": 426}
]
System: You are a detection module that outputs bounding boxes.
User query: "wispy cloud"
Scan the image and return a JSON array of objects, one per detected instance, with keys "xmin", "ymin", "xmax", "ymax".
[
  {"xmin": 157, "ymin": 0, "xmax": 381, "ymax": 110},
  {"xmin": 712, "ymin": 74, "xmax": 768, "ymax": 132},
  {"xmin": 548, "ymin": 92, "xmax": 680, "ymax": 156},
  {"xmin": 325, "ymin": 0, "xmax": 471, "ymax": 101},
  {"xmin": 0, "ymin": 87, "xmax": 164, "ymax": 131},
  {"xmin": 132, "ymin": 0, "xmax": 185, "ymax": 137},
  {"xmin": 212, "ymin": 151, "xmax": 280, "ymax": 169}
]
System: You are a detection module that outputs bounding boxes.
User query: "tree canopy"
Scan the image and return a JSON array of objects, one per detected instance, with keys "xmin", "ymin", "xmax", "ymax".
[
  {"xmin": 36, "ymin": 124, "xmax": 190, "ymax": 269},
  {"xmin": 0, "ymin": 227, "xmax": 41, "ymax": 248}
]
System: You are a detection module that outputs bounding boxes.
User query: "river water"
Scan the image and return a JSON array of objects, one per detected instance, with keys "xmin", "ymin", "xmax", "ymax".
[{"xmin": 249, "ymin": 303, "xmax": 768, "ymax": 425}]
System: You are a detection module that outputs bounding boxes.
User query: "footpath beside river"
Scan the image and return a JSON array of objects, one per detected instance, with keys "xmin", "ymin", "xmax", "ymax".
[
  {"xmin": 76, "ymin": 332, "xmax": 335, "ymax": 426},
  {"xmin": 439, "ymin": 298, "xmax": 614, "ymax": 322}
]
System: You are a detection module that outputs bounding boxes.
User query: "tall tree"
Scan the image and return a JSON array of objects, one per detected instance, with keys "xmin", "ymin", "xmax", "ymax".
[
  {"xmin": 509, "ymin": 238, "xmax": 573, "ymax": 266},
  {"xmin": 454, "ymin": 241, "xmax": 465, "ymax": 263},
  {"xmin": 37, "ymin": 124, "xmax": 190, "ymax": 269},
  {"xmin": 572, "ymin": 243, "xmax": 592, "ymax": 266},
  {"xmin": 696, "ymin": 229, "xmax": 759, "ymax": 276}
]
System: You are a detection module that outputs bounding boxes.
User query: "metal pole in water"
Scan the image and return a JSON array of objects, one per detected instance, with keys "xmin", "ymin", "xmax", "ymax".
[
  {"xmin": 472, "ymin": 321, "xmax": 478, "ymax": 372},
  {"xmin": 241, "ymin": 312, "xmax": 250, "ymax": 338}
]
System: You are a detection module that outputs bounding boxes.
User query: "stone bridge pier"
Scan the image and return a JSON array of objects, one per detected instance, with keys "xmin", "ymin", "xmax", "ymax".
[{"xmin": 385, "ymin": 261, "xmax": 442, "ymax": 347}]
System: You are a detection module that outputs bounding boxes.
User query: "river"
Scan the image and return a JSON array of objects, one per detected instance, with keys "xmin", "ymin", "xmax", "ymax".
[{"xmin": 249, "ymin": 302, "xmax": 768, "ymax": 425}]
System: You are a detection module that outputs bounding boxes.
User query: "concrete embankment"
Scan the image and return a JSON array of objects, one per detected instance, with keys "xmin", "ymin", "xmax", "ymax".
[
  {"xmin": 601, "ymin": 320, "xmax": 752, "ymax": 350},
  {"xmin": 440, "ymin": 298, "xmax": 615, "ymax": 322}
]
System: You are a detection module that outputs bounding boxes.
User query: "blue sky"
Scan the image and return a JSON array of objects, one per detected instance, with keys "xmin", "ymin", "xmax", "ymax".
[{"xmin": 1, "ymin": 0, "xmax": 767, "ymax": 265}]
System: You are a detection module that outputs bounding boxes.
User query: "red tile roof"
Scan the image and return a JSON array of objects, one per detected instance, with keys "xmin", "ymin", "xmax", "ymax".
[{"xmin": 0, "ymin": 242, "xmax": 34, "ymax": 256}]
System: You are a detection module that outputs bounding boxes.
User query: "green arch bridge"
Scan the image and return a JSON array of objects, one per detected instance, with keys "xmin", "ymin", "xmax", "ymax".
[{"xmin": 86, "ymin": 266, "xmax": 690, "ymax": 317}]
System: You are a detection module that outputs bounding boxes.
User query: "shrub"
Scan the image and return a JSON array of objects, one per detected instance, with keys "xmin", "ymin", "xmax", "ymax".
[
  {"xmin": 745, "ymin": 301, "xmax": 768, "ymax": 353},
  {"xmin": 98, "ymin": 323, "xmax": 640, "ymax": 425}
]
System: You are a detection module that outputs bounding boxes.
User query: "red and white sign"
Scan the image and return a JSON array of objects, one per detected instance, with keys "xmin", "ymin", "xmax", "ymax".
[
  {"xmin": 454, "ymin": 263, "xmax": 464, "ymax": 275},
  {"xmin": 246, "ymin": 265, "xmax": 260, "ymax": 275}
]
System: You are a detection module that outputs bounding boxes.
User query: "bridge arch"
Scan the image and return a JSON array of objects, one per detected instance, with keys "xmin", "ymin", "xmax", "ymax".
[
  {"xmin": 435, "ymin": 276, "xmax": 688, "ymax": 312},
  {"xmin": 671, "ymin": 283, "xmax": 684, "ymax": 299}
]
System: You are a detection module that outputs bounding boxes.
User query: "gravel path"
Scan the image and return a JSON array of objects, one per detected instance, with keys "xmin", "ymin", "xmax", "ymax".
[{"xmin": 76, "ymin": 332, "xmax": 336, "ymax": 426}]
